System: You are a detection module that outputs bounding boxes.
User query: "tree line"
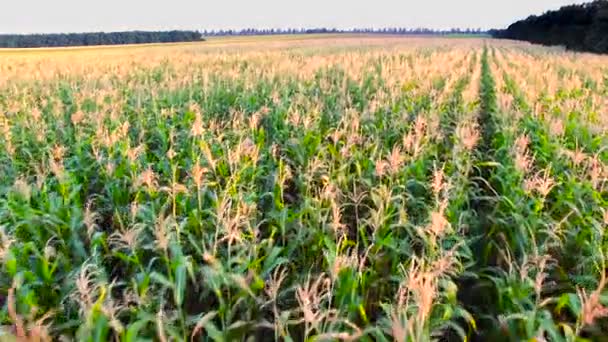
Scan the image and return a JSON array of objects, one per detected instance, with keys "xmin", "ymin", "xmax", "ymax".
[
  {"xmin": 491, "ymin": 0, "xmax": 608, "ymax": 53},
  {"xmin": 0, "ymin": 27, "xmax": 490, "ymax": 49},
  {"xmin": 0, "ymin": 30, "xmax": 203, "ymax": 48},
  {"xmin": 203, "ymin": 27, "xmax": 487, "ymax": 36}
]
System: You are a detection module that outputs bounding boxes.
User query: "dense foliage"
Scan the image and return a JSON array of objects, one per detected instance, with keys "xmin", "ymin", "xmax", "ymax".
[
  {"xmin": 492, "ymin": 0, "xmax": 608, "ymax": 53},
  {"xmin": 0, "ymin": 30, "xmax": 203, "ymax": 48},
  {"xmin": 0, "ymin": 37, "xmax": 607, "ymax": 341}
]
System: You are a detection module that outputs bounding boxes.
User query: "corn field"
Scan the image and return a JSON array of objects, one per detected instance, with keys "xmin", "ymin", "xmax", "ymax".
[{"xmin": 0, "ymin": 36, "xmax": 607, "ymax": 341}]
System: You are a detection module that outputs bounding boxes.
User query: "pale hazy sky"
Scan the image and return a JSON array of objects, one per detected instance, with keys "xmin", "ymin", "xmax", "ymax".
[{"xmin": 0, "ymin": 0, "xmax": 589, "ymax": 34}]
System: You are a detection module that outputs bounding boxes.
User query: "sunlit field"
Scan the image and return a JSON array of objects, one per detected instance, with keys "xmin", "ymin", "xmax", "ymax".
[{"xmin": 1, "ymin": 35, "xmax": 607, "ymax": 341}]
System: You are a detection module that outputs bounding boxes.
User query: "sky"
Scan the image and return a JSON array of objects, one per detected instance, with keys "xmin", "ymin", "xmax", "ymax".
[{"xmin": 0, "ymin": 0, "xmax": 590, "ymax": 34}]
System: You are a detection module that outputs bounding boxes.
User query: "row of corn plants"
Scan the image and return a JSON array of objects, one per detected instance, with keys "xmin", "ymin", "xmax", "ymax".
[{"xmin": 455, "ymin": 45, "xmax": 608, "ymax": 340}]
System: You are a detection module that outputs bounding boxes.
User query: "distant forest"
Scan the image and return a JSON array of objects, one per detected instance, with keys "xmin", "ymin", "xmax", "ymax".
[
  {"xmin": 0, "ymin": 27, "xmax": 490, "ymax": 48},
  {"xmin": 0, "ymin": 30, "xmax": 203, "ymax": 48},
  {"xmin": 203, "ymin": 27, "xmax": 487, "ymax": 36},
  {"xmin": 491, "ymin": 0, "xmax": 608, "ymax": 53}
]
